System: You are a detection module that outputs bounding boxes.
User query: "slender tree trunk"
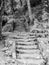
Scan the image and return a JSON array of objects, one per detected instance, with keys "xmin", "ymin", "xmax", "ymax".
[
  {"xmin": 26, "ymin": 0, "xmax": 33, "ymax": 24},
  {"xmin": 0, "ymin": 0, "xmax": 5, "ymax": 40},
  {"xmin": 0, "ymin": 13, "xmax": 2, "ymax": 40},
  {"xmin": 0, "ymin": 0, "xmax": 3, "ymax": 40}
]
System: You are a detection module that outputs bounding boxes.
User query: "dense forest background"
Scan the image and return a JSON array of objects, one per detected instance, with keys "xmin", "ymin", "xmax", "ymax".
[{"xmin": 0, "ymin": 0, "xmax": 49, "ymax": 37}]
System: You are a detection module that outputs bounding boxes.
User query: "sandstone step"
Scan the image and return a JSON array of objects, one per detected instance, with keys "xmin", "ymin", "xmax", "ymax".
[
  {"xmin": 16, "ymin": 58, "xmax": 44, "ymax": 64},
  {"xmin": 17, "ymin": 53, "xmax": 42, "ymax": 59},
  {"xmin": 16, "ymin": 41, "xmax": 37, "ymax": 45},
  {"xmin": 16, "ymin": 45, "xmax": 37, "ymax": 49},
  {"xmin": 16, "ymin": 42, "xmax": 38, "ymax": 46},
  {"xmin": 16, "ymin": 38, "xmax": 36, "ymax": 42},
  {"xmin": 16, "ymin": 49, "xmax": 40, "ymax": 54}
]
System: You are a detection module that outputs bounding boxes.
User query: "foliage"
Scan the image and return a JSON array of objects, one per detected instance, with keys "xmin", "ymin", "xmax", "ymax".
[{"xmin": 1, "ymin": 0, "xmax": 49, "ymax": 65}]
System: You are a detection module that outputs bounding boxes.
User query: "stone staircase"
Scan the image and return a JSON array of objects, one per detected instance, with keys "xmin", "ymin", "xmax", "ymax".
[
  {"xmin": 14, "ymin": 32, "xmax": 43, "ymax": 65},
  {"xmin": 4, "ymin": 27, "xmax": 49, "ymax": 65},
  {"xmin": 4, "ymin": 30, "xmax": 47, "ymax": 65}
]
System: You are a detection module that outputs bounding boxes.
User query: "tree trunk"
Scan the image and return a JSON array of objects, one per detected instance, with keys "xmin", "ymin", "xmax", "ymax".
[
  {"xmin": 0, "ymin": 14, "xmax": 2, "ymax": 40},
  {"xmin": 26, "ymin": 0, "xmax": 33, "ymax": 24},
  {"xmin": 0, "ymin": 0, "xmax": 3, "ymax": 40}
]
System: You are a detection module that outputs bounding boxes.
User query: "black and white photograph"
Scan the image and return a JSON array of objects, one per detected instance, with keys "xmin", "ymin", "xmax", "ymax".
[{"xmin": 0, "ymin": 0, "xmax": 49, "ymax": 65}]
